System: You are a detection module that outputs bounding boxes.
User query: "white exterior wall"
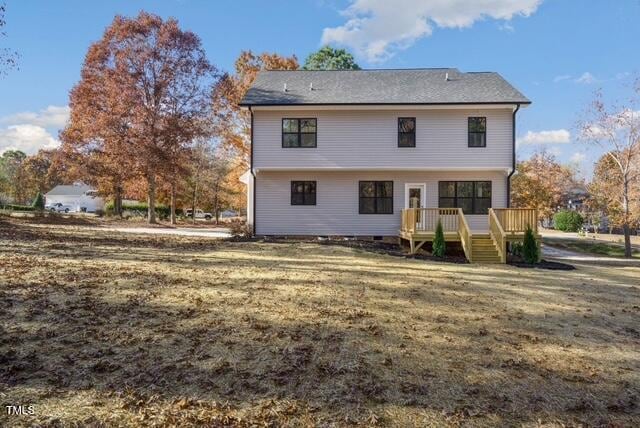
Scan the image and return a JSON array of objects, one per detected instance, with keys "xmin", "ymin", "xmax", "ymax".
[
  {"xmin": 255, "ymin": 170, "xmax": 507, "ymax": 236},
  {"xmin": 44, "ymin": 195, "xmax": 104, "ymax": 212},
  {"xmin": 253, "ymin": 108, "xmax": 513, "ymax": 170}
]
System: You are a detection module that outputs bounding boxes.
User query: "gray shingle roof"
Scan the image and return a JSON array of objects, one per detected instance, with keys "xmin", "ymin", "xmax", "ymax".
[
  {"xmin": 240, "ymin": 68, "xmax": 530, "ymax": 106},
  {"xmin": 45, "ymin": 184, "xmax": 93, "ymax": 196}
]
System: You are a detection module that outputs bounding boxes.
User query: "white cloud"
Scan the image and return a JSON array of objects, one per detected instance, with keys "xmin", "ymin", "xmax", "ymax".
[
  {"xmin": 574, "ymin": 72, "xmax": 597, "ymax": 84},
  {"xmin": 0, "ymin": 105, "xmax": 70, "ymax": 128},
  {"xmin": 553, "ymin": 74, "xmax": 571, "ymax": 83},
  {"xmin": 321, "ymin": 0, "xmax": 542, "ymax": 62},
  {"xmin": 517, "ymin": 129, "xmax": 571, "ymax": 145},
  {"xmin": 570, "ymin": 152, "xmax": 587, "ymax": 164},
  {"xmin": 0, "ymin": 124, "xmax": 60, "ymax": 155}
]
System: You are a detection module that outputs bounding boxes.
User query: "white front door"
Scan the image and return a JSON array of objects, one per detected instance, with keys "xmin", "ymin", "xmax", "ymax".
[{"xmin": 405, "ymin": 183, "xmax": 426, "ymax": 209}]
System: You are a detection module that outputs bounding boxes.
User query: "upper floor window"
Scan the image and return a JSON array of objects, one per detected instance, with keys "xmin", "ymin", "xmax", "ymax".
[
  {"xmin": 282, "ymin": 118, "xmax": 317, "ymax": 148},
  {"xmin": 468, "ymin": 117, "xmax": 486, "ymax": 147},
  {"xmin": 398, "ymin": 117, "xmax": 416, "ymax": 147},
  {"xmin": 291, "ymin": 181, "xmax": 316, "ymax": 205},
  {"xmin": 438, "ymin": 181, "xmax": 491, "ymax": 214},
  {"xmin": 359, "ymin": 181, "xmax": 393, "ymax": 214}
]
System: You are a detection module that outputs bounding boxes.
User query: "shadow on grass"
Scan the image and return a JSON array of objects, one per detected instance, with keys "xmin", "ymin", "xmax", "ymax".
[{"xmin": 1, "ymin": 224, "xmax": 639, "ymax": 426}]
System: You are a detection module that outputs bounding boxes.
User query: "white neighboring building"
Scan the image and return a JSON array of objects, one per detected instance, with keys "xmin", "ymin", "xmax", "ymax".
[{"xmin": 44, "ymin": 183, "xmax": 104, "ymax": 213}]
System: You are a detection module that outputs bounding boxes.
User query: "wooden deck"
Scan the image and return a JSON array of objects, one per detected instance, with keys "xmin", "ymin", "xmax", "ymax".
[{"xmin": 399, "ymin": 207, "xmax": 540, "ymax": 263}]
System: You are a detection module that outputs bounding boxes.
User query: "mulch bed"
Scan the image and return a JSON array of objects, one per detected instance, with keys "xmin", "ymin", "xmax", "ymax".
[
  {"xmin": 258, "ymin": 236, "xmax": 469, "ymax": 264},
  {"xmin": 509, "ymin": 258, "xmax": 575, "ymax": 270}
]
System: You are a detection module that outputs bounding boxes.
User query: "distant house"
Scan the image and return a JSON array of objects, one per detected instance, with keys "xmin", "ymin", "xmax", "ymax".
[
  {"xmin": 44, "ymin": 183, "xmax": 104, "ymax": 213},
  {"xmin": 565, "ymin": 185, "xmax": 589, "ymax": 213}
]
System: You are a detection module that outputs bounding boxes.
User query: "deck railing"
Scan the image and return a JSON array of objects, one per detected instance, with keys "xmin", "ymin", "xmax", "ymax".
[
  {"xmin": 401, "ymin": 208, "xmax": 460, "ymax": 233},
  {"xmin": 457, "ymin": 209, "xmax": 473, "ymax": 262},
  {"xmin": 492, "ymin": 208, "xmax": 538, "ymax": 234},
  {"xmin": 488, "ymin": 209, "xmax": 507, "ymax": 263}
]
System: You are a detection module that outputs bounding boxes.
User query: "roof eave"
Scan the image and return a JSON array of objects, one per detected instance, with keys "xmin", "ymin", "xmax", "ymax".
[{"xmin": 239, "ymin": 100, "xmax": 531, "ymax": 107}]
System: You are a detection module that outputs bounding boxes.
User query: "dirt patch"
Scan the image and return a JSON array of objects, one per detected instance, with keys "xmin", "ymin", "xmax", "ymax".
[{"xmin": 1, "ymin": 223, "xmax": 639, "ymax": 426}]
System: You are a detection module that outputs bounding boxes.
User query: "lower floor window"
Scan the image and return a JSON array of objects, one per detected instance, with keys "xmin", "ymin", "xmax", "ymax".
[
  {"xmin": 359, "ymin": 181, "xmax": 393, "ymax": 214},
  {"xmin": 438, "ymin": 181, "xmax": 491, "ymax": 214},
  {"xmin": 291, "ymin": 181, "xmax": 316, "ymax": 205}
]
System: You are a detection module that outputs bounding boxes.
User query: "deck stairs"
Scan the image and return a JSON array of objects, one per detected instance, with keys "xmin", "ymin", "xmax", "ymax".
[{"xmin": 470, "ymin": 234, "xmax": 501, "ymax": 263}]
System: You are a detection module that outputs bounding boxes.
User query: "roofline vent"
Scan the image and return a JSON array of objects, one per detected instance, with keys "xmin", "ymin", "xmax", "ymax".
[
  {"xmin": 309, "ymin": 82, "xmax": 313, "ymax": 91},
  {"xmin": 445, "ymin": 72, "xmax": 449, "ymax": 81},
  {"xmin": 283, "ymin": 83, "xmax": 287, "ymax": 92}
]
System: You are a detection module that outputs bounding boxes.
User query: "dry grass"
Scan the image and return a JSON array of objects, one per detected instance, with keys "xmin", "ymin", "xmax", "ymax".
[{"xmin": 1, "ymin": 218, "xmax": 639, "ymax": 427}]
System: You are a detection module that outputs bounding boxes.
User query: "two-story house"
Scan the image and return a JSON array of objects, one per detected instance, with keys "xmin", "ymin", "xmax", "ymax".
[{"xmin": 240, "ymin": 68, "xmax": 538, "ymax": 263}]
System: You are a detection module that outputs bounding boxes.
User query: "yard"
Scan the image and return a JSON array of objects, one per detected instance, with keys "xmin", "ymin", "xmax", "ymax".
[
  {"xmin": 544, "ymin": 236, "xmax": 640, "ymax": 259},
  {"xmin": 1, "ymin": 218, "xmax": 639, "ymax": 427}
]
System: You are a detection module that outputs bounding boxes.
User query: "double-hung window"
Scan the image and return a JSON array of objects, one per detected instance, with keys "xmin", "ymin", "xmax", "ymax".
[
  {"xmin": 282, "ymin": 118, "xmax": 317, "ymax": 148},
  {"xmin": 438, "ymin": 181, "xmax": 491, "ymax": 214},
  {"xmin": 359, "ymin": 181, "xmax": 393, "ymax": 214},
  {"xmin": 468, "ymin": 117, "xmax": 486, "ymax": 147},
  {"xmin": 291, "ymin": 181, "xmax": 316, "ymax": 205},
  {"xmin": 398, "ymin": 117, "xmax": 416, "ymax": 147}
]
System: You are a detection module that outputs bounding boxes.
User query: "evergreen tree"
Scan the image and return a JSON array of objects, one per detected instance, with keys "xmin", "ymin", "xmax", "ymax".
[
  {"xmin": 432, "ymin": 219, "xmax": 446, "ymax": 257},
  {"xmin": 303, "ymin": 46, "xmax": 360, "ymax": 70},
  {"xmin": 31, "ymin": 191, "xmax": 44, "ymax": 210},
  {"xmin": 522, "ymin": 225, "xmax": 539, "ymax": 264}
]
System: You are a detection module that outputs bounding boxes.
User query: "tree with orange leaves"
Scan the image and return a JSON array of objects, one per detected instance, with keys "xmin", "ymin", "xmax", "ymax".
[
  {"xmin": 579, "ymin": 81, "xmax": 640, "ymax": 257},
  {"xmin": 511, "ymin": 151, "xmax": 578, "ymax": 224},
  {"xmin": 212, "ymin": 51, "xmax": 298, "ymax": 163},
  {"xmin": 61, "ymin": 12, "xmax": 217, "ymax": 223}
]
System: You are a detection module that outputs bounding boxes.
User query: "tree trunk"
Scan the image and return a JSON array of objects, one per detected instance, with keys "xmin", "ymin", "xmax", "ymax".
[
  {"xmin": 147, "ymin": 174, "xmax": 157, "ymax": 224},
  {"xmin": 622, "ymin": 178, "xmax": 632, "ymax": 258},
  {"xmin": 114, "ymin": 184, "xmax": 123, "ymax": 218},
  {"xmin": 170, "ymin": 180, "xmax": 177, "ymax": 225},
  {"xmin": 191, "ymin": 182, "xmax": 198, "ymax": 225},
  {"xmin": 213, "ymin": 184, "xmax": 219, "ymax": 225}
]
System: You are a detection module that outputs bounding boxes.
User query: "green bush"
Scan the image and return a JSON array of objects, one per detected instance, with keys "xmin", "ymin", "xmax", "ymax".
[
  {"xmin": 32, "ymin": 192, "xmax": 45, "ymax": 210},
  {"xmin": 554, "ymin": 210, "xmax": 584, "ymax": 232},
  {"xmin": 522, "ymin": 225, "xmax": 539, "ymax": 264},
  {"xmin": 432, "ymin": 219, "xmax": 446, "ymax": 257},
  {"xmin": 4, "ymin": 204, "xmax": 36, "ymax": 211},
  {"xmin": 510, "ymin": 242, "xmax": 523, "ymax": 257},
  {"xmin": 105, "ymin": 201, "xmax": 170, "ymax": 220}
]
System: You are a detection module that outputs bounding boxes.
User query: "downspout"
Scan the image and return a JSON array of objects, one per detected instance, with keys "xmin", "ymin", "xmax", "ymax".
[
  {"xmin": 506, "ymin": 103, "xmax": 521, "ymax": 208},
  {"xmin": 250, "ymin": 106, "xmax": 256, "ymax": 236}
]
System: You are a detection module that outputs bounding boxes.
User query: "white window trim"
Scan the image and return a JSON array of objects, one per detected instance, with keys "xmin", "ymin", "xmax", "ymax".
[{"xmin": 404, "ymin": 183, "xmax": 426, "ymax": 209}]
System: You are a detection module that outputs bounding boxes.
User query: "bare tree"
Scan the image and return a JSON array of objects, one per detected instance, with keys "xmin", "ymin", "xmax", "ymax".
[
  {"xmin": 579, "ymin": 81, "xmax": 640, "ymax": 257},
  {"xmin": 0, "ymin": 2, "xmax": 18, "ymax": 76}
]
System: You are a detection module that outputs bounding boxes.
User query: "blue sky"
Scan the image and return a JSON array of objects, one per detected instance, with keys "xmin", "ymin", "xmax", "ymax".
[{"xmin": 0, "ymin": 0, "xmax": 638, "ymax": 178}]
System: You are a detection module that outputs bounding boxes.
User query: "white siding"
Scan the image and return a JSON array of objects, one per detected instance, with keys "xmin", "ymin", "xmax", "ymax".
[
  {"xmin": 253, "ymin": 109, "xmax": 513, "ymax": 170},
  {"xmin": 255, "ymin": 170, "xmax": 507, "ymax": 236}
]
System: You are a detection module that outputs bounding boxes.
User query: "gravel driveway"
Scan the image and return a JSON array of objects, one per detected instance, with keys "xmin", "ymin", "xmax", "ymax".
[{"xmin": 101, "ymin": 226, "xmax": 232, "ymax": 238}]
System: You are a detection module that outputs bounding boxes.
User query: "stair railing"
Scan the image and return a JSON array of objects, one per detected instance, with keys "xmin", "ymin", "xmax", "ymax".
[
  {"xmin": 488, "ymin": 208, "xmax": 507, "ymax": 263},
  {"xmin": 457, "ymin": 208, "xmax": 473, "ymax": 262}
]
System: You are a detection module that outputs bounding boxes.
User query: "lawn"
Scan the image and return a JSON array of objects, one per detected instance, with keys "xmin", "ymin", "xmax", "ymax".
[
  {"xmin": 1, "ymin": 219, "xmax": 639, "ymax": 427},
  {"xmin": 545, "ymin": 236, "xmax": 640, "ymax": 259}
]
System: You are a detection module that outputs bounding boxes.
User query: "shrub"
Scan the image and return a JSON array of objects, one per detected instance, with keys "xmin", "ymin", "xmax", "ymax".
[
  {"xmin": 5, "ymin": 204, "xmax": 36, "ymax": 211},
  {"xmin": 229, "ymin": 220, "xmax": 252, "ymax": 238},
  {"xmin": 432, "ymin": 219, "xmax": 446, "ymax": 257},
  {"xmin": 32, "ymin": 192, "xmax": 45, "ymax": 210},
  {"xmin": 522, "ymin": 225, "xmax": 539, "ymax": 264},
  {"xmin": 510, "ymin": 242, "xmax": 523, "ymax": 257},
  {"xmin": 554, "ymin": 210, "xmax": 584, "ymax": 232},
  {"xmin": 105, "ymin": 201, "xmax": 170, "ymax": 219}
]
